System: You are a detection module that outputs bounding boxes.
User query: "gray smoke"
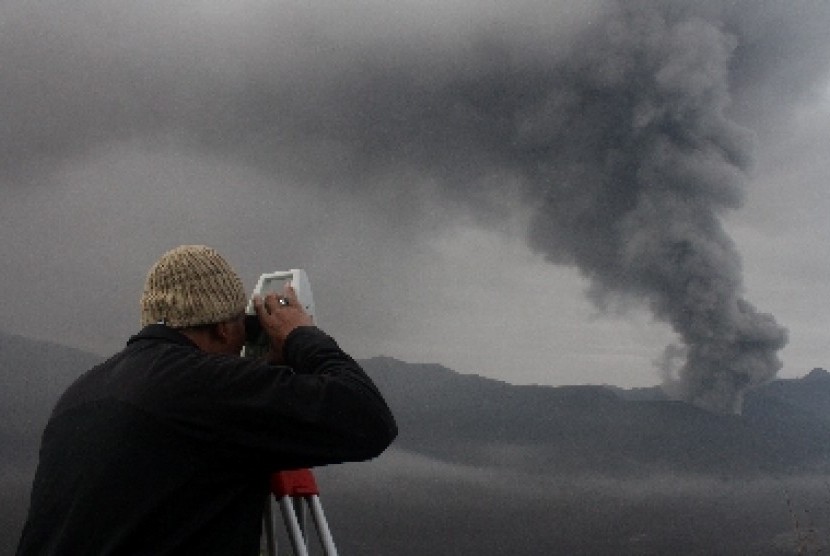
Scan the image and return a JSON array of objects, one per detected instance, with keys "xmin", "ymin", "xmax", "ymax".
[
  {"xmin": 3, "ymin": 0, "xmax": 809, "ymax": 412},
  {"xmin": 511, "ymin": 7, "xmax": 790, "ymax": 413}
]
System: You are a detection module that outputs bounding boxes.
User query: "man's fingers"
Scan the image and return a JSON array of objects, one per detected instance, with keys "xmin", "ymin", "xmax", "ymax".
[
  {"xmin": 254, "ymin": 290, "xmax": 300, "ymax": 321},
  {"xmin": 282, "ymin": 282, "xmax": 300, "ymax": 303},
  {"xmin": 255, "ymin": 293, "xmax": 283, "ymax": 316},
  {"xmin": 253, "ymin": 295, "xmax": 269, "ymax": 317}
]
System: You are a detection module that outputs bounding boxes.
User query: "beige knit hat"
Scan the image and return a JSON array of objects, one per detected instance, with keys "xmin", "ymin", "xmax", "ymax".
[{"xmin": 140, "ymin": 245, "xmax": 247, "ymax": 328}]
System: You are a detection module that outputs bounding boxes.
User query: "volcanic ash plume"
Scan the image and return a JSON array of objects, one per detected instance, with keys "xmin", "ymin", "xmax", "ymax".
[{"xmin": 519, "ymin": 9, "xmax": 787, "ymax": 413}]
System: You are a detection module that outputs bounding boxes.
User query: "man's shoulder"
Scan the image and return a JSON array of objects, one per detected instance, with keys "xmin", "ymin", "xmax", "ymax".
[{"xmin": 51, "ymin": 338, "xmax": 198, "ymax": 416}]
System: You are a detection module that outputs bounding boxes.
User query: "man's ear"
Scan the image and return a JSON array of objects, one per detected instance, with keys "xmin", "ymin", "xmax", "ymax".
[{"xmin": 212, "ymin": 321, "xmax": 232, "ymax": 344}]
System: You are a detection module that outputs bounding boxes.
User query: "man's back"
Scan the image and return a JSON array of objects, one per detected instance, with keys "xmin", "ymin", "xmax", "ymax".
[{"xmin": 17, "ymin": 324, "xmax": 397, "ymax": 555}]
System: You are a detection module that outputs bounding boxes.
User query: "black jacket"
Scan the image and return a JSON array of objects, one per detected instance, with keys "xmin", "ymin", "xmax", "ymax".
[{"xmin": 16, "ymin": 324, "xmax": 397, "ymax": 555}]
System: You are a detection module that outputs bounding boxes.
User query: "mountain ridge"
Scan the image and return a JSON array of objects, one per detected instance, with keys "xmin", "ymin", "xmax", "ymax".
[{"xmin": 359, "ymin": 355, "xmax": 830, "ymax": 476}]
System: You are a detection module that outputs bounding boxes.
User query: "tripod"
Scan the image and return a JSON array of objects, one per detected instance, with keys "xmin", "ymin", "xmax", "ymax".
[{"xmin": 263, "ymin": 469, "xmax": 339, "ymax": 556}]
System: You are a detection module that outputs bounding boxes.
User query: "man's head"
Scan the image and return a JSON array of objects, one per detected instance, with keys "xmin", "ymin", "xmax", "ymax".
[{"xmin": 141, "ymin": 245, "xmax": 247, "ymax": 354}]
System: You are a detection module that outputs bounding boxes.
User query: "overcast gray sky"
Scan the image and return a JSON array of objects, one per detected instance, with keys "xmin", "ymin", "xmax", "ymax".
[{"xmin": 1, "ymin": 0, "xmax": 829, "ymax": 395}]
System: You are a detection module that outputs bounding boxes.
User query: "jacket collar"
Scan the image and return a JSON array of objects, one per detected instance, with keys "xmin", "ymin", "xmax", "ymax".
[{"xmin": 126, "ymin": 324, "xmax": 199, "ymax": 349}]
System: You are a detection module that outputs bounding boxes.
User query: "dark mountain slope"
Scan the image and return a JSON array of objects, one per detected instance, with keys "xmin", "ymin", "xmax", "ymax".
[
  {"xmin": 0, "ymin": 331, "xmax": 101, "ymax": 459},
  {"xmin": 361, "ymin": 357, "xmax": 830, "ymax": 476}
]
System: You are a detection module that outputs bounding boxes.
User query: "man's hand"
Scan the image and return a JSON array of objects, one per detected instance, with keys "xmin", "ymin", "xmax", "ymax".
[{"xmin": 253, "ymin": 282, "xmax": 314, "ymax": 364}]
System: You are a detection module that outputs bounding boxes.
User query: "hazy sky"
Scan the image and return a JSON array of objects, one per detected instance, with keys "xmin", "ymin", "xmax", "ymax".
[{"xmin": 1, "ymin": 0, "xmax": 829, "ymax": 390}]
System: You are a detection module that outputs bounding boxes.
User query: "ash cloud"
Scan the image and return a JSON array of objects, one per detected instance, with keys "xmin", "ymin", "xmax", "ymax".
[
  {"xmin": 507, "ymin": 7, "xmax": 791, "ymax": 412},
  {"xmin": 4, "ymin": 0, "xmax": 826, "ymax": 411}
]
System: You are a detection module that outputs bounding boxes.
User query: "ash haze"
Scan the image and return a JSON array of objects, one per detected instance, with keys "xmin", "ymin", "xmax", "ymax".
[{"xmin": 1, "ymin": 1, "xmax": 830, "ymax": 408}]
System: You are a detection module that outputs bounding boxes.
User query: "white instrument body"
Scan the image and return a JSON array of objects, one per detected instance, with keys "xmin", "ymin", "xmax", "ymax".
[{"xmin": 246, "ymin": 269, "xmax": 316, "ymax": 323}]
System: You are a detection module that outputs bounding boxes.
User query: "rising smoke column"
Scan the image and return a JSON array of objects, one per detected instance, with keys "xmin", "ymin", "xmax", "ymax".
[{"xmin": 514, "ymin": 8, "xmax": 788, "ymax": 413}]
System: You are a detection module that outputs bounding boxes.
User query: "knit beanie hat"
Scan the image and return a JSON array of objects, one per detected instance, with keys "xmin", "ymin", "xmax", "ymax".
[{"xmin": 140, "ymin": 245, "xmax": 247, "ymax": 328}]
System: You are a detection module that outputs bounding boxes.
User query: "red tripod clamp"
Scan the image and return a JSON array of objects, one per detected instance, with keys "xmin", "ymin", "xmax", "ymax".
[{"xmin": 271, "ymin": 469, "xmax": 320, "ymax": 497}]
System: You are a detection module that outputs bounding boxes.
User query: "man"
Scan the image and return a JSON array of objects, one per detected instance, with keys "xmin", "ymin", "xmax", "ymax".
[{"xmin": 16, "ymin": 245, "xmax": 397, "ymax": 555}]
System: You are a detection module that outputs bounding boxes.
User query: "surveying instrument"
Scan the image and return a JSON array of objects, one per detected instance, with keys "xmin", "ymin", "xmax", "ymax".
[{"xmin": 243, "ymin": 270, "xmax": 339, "ymax": 556}]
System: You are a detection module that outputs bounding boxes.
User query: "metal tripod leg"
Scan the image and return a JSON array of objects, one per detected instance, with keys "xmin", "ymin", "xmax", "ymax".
[
  {"xmin": 264, "ymin": 498, "xmax": 277, "ymax": 556},
  {"xmin": 305, "ymin": 493, "xmax": 338, "ymax": 554},
  {"xmin": 279, "ymin": 494, "xmax": 310, "ymax": 556}
]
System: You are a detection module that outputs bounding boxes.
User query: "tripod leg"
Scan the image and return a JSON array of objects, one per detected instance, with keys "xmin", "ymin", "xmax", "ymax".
[
  {"xmin": 263, "ymin": 498, "xmax": 277, "ymax": 556},
  {"xmin": 292, "ymin": 497, "xmax": 306, "ymax": 540},
  {"xmin": 307, "ymin": 495, "xmax": 339, "ymax": 556},
  {"xmin": 279, "ymin": 495, "xmax": 310, "ymax": 556}
]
